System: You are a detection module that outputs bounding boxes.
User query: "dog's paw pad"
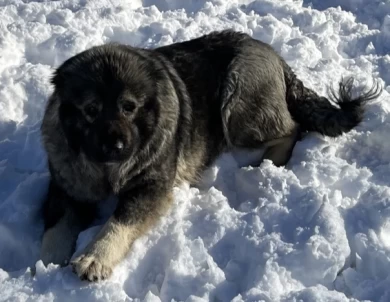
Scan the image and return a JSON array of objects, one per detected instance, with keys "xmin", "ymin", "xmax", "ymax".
[{"xmin": 71, "ymin": 255, "xmax": 113, "ymax": 282}]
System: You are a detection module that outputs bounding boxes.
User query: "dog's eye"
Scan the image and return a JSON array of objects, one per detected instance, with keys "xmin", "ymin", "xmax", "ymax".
[
  {"xmin": 85, "ymin": 104, "xmax": 99, "ymax": 118},
  {"xmin": 122, "ymin": 102, "xmax": 136, "ymax": 114}
]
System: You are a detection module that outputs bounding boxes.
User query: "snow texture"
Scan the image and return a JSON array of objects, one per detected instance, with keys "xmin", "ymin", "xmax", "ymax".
[{"xmin": 0, "ymin": 0, "xmax": 390, "ymax": 301}]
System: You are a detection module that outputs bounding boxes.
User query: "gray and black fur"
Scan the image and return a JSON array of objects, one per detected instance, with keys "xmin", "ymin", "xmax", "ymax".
[{"xmin": 40, "ymin": 30, "xmax": 381, "ymax": 281}]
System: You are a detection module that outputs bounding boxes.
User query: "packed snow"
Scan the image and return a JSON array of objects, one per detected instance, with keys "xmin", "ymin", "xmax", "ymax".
[{"xmin": 0, "ymin": 0, "xmax": 390, "ymax": 301}]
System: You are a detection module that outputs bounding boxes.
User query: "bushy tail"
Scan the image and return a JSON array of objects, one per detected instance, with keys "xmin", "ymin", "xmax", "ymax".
[{"xmin": 283, "ymin": 63, "xmax": 382, "ymax": 137}]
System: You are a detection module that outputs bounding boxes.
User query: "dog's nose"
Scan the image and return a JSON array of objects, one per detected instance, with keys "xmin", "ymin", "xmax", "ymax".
[
  {"xmin": 102, "ymin": 139, "xmax": 125, "ymax": 155},
  {"xmin": 114, "ymin": 140, "xmax": 124, "ymax": 151}
]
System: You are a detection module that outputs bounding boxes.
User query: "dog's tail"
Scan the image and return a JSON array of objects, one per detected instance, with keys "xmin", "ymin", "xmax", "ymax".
[{"xmin": 283, "ymin": 62, "xmax": 382, "ymax": 137}]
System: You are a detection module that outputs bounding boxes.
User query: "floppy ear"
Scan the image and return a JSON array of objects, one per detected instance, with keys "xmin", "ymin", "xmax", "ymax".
[
  {"xmin": 58, "ymin": 102, "xmax": 84, "ymax": 154},
  {"xmin": 50, "ymin": 68, "xmax": 80, "ymax": 152},
  {"xmin": 51, "ymin": 68, "xmax": 67, "ymax": 90}
]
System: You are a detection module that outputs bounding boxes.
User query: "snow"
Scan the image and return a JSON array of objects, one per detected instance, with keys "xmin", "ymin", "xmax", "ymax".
[{"xmin": 0, "ymin": 0, "xmax": 389, "ymax": 301}]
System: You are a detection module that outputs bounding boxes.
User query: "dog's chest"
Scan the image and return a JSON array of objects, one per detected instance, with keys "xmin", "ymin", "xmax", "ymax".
[
  {"xmin": 105, "ymin": 163, "xmax": 129, "ymax": 194},
  {"xmin": 57, "ymin": 159, "xmax": 128, "ymax": 202},
  {"xmin": 50, "ymin": 153, "xmax": 108, "ymax": 202},
  {"xmin": 67, "ymin": 161, "xmax": 110, "ymax": 201}
]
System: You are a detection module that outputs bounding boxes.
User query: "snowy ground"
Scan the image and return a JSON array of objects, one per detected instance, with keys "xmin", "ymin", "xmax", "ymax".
[{"xmin": 0, "ymin": 0, "xmax": 389, "ymax": 301}]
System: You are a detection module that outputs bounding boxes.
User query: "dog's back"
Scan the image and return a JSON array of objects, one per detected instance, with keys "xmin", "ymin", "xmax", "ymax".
[{"xmin": 157, "ymin": 30, "xmax": 382, "ymax": 171}]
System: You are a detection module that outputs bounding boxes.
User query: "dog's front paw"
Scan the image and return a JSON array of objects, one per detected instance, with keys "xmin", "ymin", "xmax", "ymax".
[{"xmin": 71, "ymin": 254, "xmax": 113, "ymax": 282}]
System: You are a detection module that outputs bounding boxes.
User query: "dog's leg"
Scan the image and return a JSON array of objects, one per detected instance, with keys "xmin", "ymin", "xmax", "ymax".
[
  {"xmin": 71, "ymin": 183, "xmax": 172, "ymax": 281},
  {"xmin": 41, "ymin": 180, "xmax": 96, "ymax": 266},
  {"xmin": 260, "ymin": 126, "xmax": 301, "ymax": 167}
]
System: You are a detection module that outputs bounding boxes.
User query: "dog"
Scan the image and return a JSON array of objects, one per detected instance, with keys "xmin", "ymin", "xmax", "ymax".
[{"xmin": 40, "ymin": 30, "xmax": 381, "ymax": 281}]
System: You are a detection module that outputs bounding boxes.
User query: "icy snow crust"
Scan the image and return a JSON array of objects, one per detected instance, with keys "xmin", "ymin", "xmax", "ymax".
[{"xmin": 0, "ymin": 0, "xmax": 389, "ymax": 301}]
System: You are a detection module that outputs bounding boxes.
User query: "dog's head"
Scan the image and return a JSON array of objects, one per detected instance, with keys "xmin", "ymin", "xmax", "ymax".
[{"xmin": 50, "ymin": 44, "xmax": 167, "ymax": 163}]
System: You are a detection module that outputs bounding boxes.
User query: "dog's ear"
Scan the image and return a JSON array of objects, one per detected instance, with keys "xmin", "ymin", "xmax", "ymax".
[
  {"xmin": 58, "ymin": 102, "xmax": 84, "ymax": 153},
  {"xmin": 51, "ymin": 68, "xmax": 67, "ymax": 90}
]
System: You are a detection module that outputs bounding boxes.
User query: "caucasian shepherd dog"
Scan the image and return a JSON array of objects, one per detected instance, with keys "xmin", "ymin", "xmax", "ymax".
[{"xmin": 40, "ymin": 30, "xmax": 381, "ymax": 281}]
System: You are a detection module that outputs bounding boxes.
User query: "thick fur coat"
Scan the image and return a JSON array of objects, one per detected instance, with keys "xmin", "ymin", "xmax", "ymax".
[{"xmin": 40, "ymin": 30, "xmax": 381, "ymax": 281}]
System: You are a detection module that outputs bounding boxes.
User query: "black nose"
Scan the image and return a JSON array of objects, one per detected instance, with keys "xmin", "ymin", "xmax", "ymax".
[
  {"xmin": 114, "ymin": 140, "xmax": 124, "ymax": 150},
  {"xmin": 102, "ymin": 139, "xmax": 125, "ymax": 155}
]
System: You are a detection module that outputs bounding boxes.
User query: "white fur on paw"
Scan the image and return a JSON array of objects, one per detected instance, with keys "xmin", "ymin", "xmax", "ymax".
[{"xmin": 71, "ymin": 254, "xmax": 113, "ymax": 282}]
